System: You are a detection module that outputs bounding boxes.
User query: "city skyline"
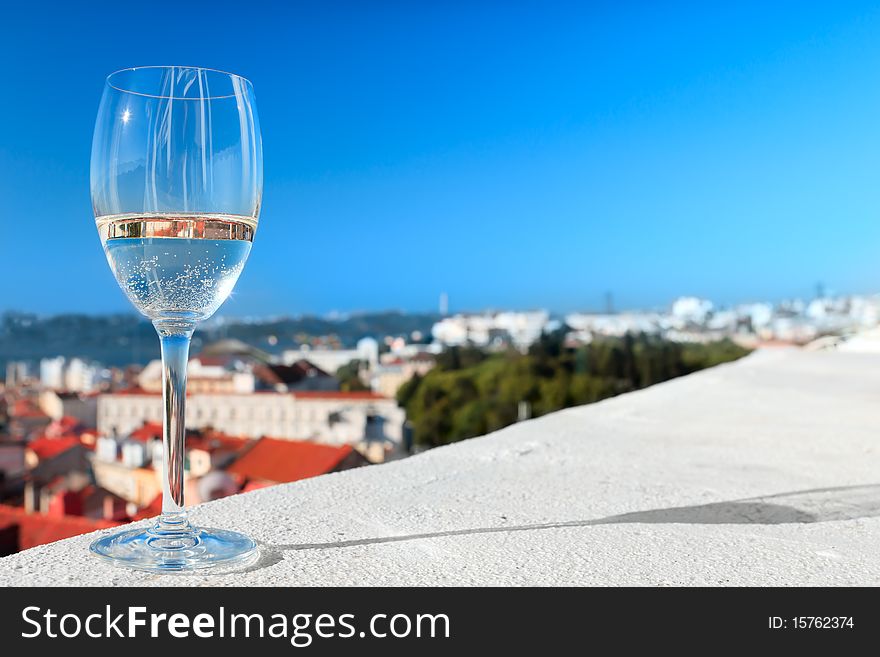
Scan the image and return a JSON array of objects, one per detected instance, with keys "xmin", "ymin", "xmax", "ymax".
[
  {"xmin": 4, "ymin": 3, "xmax": 880, "ymax": 316},
  {"xmin": 0, "ymin": 283, "xmax": 873, "ymax": 321}
]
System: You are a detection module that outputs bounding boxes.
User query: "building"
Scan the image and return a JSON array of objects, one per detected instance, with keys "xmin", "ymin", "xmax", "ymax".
[
  {"xmin": 185, "ymin": 430, "xmax": 252, "ymax": 478},
  {"xmin": 0, "ymin": 504, "xmax": 122, "ymax": 557},
  {"xmin": 64, "ymin": 358, "xmax": 102, "ymax": 392},
  {"xmin": 7, "ymin": 398, "xmax": 51, "ymax": 439},
  {"xmin": 251, "ymin": 360, "xmax": 339, "ymax": 393},
  {"xmin": 138, "ymin": 354, "xmax": 338, "ymax": 394},
  {"xmin": 281, "ymin": 337, "xmax": 380, "ymax": 374},
  {"xmin": 564, "ymin": 312, "xmax": 665, "ymax": 340},
  {"xmin": 671, "ymin": 297, "xmax": 715, "ymax": 325},
  {"xmin": 87, "ymin": 426, "xmax": 370, "ymax": 514},
  {"xmin": 38, "ymin": 390, "xmax": 98, "ymax": 427},
  {"xmin": 138, "ymin": 356, "xmax": 257, "ymax": 394},
  {"xmin": 431, "ymin": 311, "xmax": 550, "ymax": 349},
  {"xmin": 226, "ymin": 437, "xmax": 367, "ymax": 488},
  {"xmin": 21, "ymin": 435, "xmax": 94, "ymax": 517},
  {"xmin": 24, "ymin": 436, "xmax": 84, "ymax": 470},
  {"xmin": 368, "ymin": 353, "xmax": 436, "ymax": 397},
  {"xmin": 91, "ymin": 437, "xmax": 162, "ymax": 509},
  {"xmin": 39, "ymin": 357, "xmax": 66, "ymax": 390},
  {"xmin": 0, "ymin": 436, "xmax": 25, "ymax": 495},
  {"xmin": 39, "ymin": 357, "xmax": 104, "ymax": 392},
  {"xmin": 97, "ymin": 389, "xmax": 406, "ymax": 460},
  {"xmin": 90, "ymin": 427, "xmax": 252, "ymax": 509},
  {"xmin": 5, "ymin": 361, "xmax": 34, "ymax": 388}
]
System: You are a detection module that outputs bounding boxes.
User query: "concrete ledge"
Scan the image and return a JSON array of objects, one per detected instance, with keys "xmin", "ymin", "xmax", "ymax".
[{"xmin": 3, "ymin": 347, "xmax": 880, "ymax": 586}]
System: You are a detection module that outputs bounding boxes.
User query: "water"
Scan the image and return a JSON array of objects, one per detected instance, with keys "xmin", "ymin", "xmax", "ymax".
[{"xmin": 97, "ymin": 214, "xmax": 255, "ymax": 323}]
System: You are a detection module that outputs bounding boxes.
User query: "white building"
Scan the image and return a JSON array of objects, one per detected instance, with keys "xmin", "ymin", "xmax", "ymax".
[
  {"xmin": 706, "ymin": 310, "xmax": 737, "ymax": 332},
  {"xmin": 848, "ymin": 295, "xmax": 880, "ymax": 328},
  {"xmin": 39, "ymin": 356, "xmax": 104, "ymax": 392},
  {"xmin": 671, "ymin": 297, "xmax": 714, "ymax": 325},
  {"xmin": 432, "ymin": 311, "xmax": 550, "ymax": 349},
  {"xmin": 6, "ymin": 361, "xmax": 34, "ymax": 388},
  {"xmin": 493, "ymin": 311, "xmax": 550, "ymax": 349},
  {"xmin": 737, "ymin": 303, "xmax": 773, "ymax": 330},
  {"xmin": 281, "ymin": 337, "xmax": 379, "ymax": 374},
  {"xmin": 38, "ymin": 390, "xmax": 98, "ymax": 426},
  {"xmin": 138, "ymin": 357, "xmax": 256, "ymax": 394},
  {"xmin": 767, "ymin": 317, "xmax": 818, "ymax": 344},
  {"xmin": 431, "ymin": 316, "xmax": 470, "ymax": 346},
  {"xmin": 97, "ymin": 389, "xmax": 405, "ymax": 454},
  {"xmin": 565, "ymin": 312, "xmax": 664, "ymax": 339},
  {"xmin": 40, "ymin": 357, "xmax": 66, "ymax": 390},
  {"xmin": 64, "ymin": 358, "xmax": 101, "ymax": 392}
]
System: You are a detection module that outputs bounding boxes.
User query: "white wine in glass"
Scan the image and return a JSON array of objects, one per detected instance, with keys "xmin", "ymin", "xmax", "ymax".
[
  {"xmin": 98, "ymin": 214, "xmax": 255, "ymax": 320},
  {"xmin": 89, "ymin": 67, "xmax": 262, "ymax": 572}
]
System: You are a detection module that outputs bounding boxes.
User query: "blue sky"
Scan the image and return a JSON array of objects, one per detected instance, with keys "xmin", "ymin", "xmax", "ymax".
[{"xmin": 3, "ymin": 1, "xmax": 880, "ymax": 316}]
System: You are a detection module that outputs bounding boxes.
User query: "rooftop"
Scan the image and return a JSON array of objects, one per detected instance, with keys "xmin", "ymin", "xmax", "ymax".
[
  {"xmin": 3, "ymin": 346, "xmax": 880, "ymax": 585},
  {"xmin": 0, "ymin": 505, "xmax": 121, "ymax": 555},
  {"xmin": 252, "ymin": 361, "xmax": 333, "ymax": 387},
  {"xmin": 105, "ymin": 388, "xmax": 390, "ymax": 400},
  {"xmin": 226, "ymin": 437, "xmax": 356, "ymax": 484},
  {"xmin": 26, "ymin": 436, "xmax": 83, "ymax": 460}
]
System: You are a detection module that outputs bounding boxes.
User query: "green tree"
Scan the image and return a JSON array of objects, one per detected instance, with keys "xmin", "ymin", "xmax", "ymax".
[
  {"xmin": 336, "ymin": 359, "xmax": 370, "ymax": 392},
  {"xmin": 398, "ymin": 335, "xmax": 750, "ymax": 447}
]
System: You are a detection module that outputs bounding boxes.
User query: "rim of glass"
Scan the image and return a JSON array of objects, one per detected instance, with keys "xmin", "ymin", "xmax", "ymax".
[{"xmin": 106, "ymin": 65, "xmax": 253, "ymax": 100}]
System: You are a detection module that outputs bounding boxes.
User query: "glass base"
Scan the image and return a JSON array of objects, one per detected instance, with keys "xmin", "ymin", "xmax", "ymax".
[{"xmin": 90, "ymin": 521, "xmax": 258, "ymax": 573}]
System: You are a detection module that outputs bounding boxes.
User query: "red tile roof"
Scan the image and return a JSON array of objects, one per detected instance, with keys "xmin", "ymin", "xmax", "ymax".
[
  {"xmin": 227, "ymin": 437, "xmax": 354, "ymax": 484},
  {"xmin": 129, "ymin": 422, "xmax": 164, "ymax": 441},
  {"xmin": 0, "ymin": 504, "xmax": 122, "ymax": 554},
  {"xmin": 26, "ymin": 436, "xmax": 81, "ymax": 461},
  {"xmin": 127, "ymin": 424, "xmax": 251, "ymax": 454},
  {"xmin": 106, "ymin": 388, "xmax": 390, "ymax": 400},
  {"xmin": 45, "ymin": 416, "xmax": 86, "ymax": 438},
  {"xmin": 186, "ymin": 432, "xmax": 251, "ymax": 454},
  {"xmin": 57, "ymin": 415, "xmax": 82, "ymax": 430},
  {"xmin": 109, "ymin": 386, "xmax": 154, "ymax": 396}
]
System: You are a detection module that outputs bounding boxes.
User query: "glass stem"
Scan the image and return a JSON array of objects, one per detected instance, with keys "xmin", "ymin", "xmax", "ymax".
[{"xmin": 154, "ymin": 320, "xmax": 195, "ymax": 532}]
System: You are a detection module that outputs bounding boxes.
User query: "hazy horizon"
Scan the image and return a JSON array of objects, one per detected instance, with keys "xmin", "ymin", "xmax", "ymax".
[{"xmin": 2, "ymin": 282, "xmax": 874, "ymax": 323}]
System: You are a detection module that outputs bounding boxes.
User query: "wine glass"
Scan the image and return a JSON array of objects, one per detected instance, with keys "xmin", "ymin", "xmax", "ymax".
[{"xmin": 89, "ymin": 66, "xmax": 262, "ymax": 571}]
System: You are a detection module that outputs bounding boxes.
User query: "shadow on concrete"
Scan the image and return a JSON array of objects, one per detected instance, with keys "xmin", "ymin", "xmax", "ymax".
[{"xmin": 264, "ymin": 484, "xmax": 880, "ymax": 555}]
